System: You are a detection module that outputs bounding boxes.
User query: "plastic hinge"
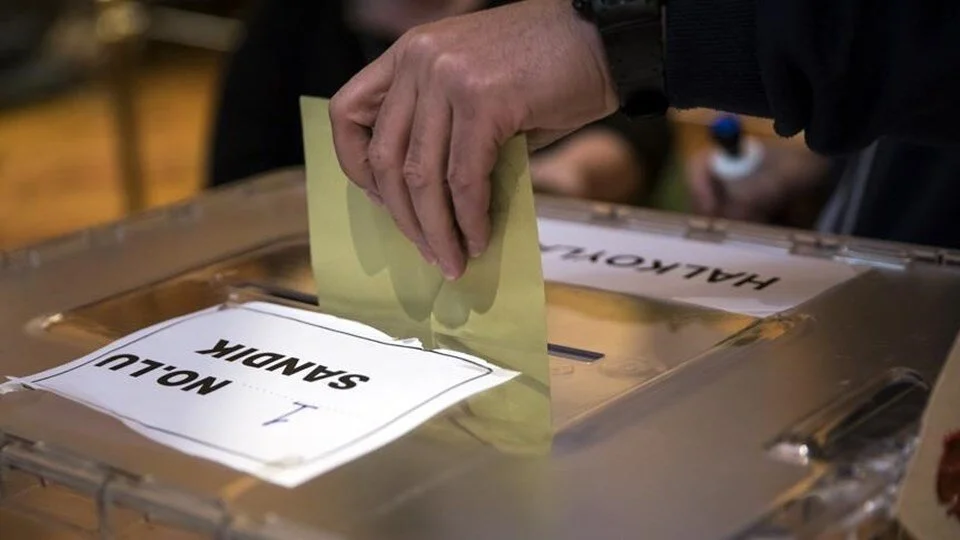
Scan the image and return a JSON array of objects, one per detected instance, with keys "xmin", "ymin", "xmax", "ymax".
[
  {"xmin": 789, "ymin": 231, "xmax": 842, "ymax": 258},
  {"xmin": 7, "ymin": 230, "xmax": 94, "ymax": 270},
  {"xmin": 0, "ymin": 432, "xmax": 344, "ymax": 540},
  {"xmin": 682, "ymin": 217, "xmax": 727, "ymax": 243},
  {"xmin": 832, "ymin": 242, "xmax": 911, "ymax": 270}
]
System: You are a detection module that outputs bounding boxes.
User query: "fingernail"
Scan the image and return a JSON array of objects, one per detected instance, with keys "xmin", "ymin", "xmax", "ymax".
[
  {"xmin": 440, "ymin": 261, "xmax": 459, "ymax": 281},
  {"xmin": 468, "ymin": 241, "xmax": 483, "ymax": 259}
]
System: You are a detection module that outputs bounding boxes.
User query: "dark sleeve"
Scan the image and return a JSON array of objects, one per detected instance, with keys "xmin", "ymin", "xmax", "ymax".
[
  {"xmin": 207, "ymin": 0, "xmax": 308, "ymax": 187},
  {"xmin": 664, "ymin": 0, "xmax": 960, "ymax": 155},
  {"xmin": 207, "ymin": 0, "xmax": 366, "ymax": 187}
]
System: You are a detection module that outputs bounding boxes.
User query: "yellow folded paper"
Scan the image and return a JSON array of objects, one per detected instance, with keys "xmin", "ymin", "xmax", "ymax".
[{"xmin": 300, "ymin": 96, "xmax": 551, "ymax": 452}]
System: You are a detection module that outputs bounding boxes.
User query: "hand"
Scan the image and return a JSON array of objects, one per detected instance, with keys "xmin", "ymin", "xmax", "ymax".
[
  {"xmin": 685, "ymin": 142, "xmax": 831, "ymax": 222},
  {"xmin": 330, "ymin": 0, "xmax": 618, "ymax": 280},
  {"xmin": 531, "ymin": 127, "xmax": 645, "ymax": 204}
]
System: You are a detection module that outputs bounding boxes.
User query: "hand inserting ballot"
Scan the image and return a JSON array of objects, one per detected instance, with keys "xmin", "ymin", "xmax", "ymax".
[{"xmin": 329, "ymin": 0, "xmax": 618, "ymax": 280}]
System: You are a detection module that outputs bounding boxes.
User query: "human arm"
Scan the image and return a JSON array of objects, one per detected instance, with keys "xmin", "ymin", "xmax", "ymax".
[{"xmin": 330, "ymin": 0, "xmax": 960, "ymax": 278}]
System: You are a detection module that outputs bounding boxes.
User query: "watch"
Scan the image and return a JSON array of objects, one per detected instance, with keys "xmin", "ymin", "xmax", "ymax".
[{"xmin": 572, "ymin": 0, "xmax": 668, "ymax": 118}]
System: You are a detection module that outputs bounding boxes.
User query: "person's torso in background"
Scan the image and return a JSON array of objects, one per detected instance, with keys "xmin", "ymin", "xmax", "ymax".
[{"xmin": 823, "ymin": 139, "xmax": 960, "ymax": 250}]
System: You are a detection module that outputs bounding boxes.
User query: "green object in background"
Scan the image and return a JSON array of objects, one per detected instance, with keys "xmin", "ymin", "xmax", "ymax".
[
  {"xmin": 646, "ymin": 151, "xmax": 692, "ymax": 213},
  {"xmin": 300, "ymin": 96, "xmax": 552, "ymax": 454}
]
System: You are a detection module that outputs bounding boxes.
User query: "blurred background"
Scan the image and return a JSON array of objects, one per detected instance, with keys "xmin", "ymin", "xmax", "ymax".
[{"xmin": 0, "ymin": 0, "xmax": 797, "ymax": 252}]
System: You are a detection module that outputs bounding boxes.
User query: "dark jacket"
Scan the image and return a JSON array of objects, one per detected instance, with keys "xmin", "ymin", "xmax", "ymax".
[
  {"xmin": 818, "ymin": 139, "xmax": 960, "ymax": 249},
  {"xmin": 668, "ymin": 0, "xmax": 960, "ymax": 249}
]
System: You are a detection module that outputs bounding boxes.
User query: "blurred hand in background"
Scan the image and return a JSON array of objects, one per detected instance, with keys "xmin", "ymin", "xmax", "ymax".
[
  {"xmin": 685, "ymin": 141, "xmax": 832, "ymax": 223},
  {"xmin": 530, "ymin": 126, "xmax": 645, "ymax": 204}
]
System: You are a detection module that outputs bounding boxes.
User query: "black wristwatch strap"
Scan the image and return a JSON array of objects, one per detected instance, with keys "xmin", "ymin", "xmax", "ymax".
[{"xmin": 574, "ymin": 0, "xmax": 668, "ymax": 118}]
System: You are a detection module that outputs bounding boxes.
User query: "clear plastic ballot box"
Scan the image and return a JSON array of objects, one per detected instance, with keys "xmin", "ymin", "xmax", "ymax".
[{"xmin": 2, "ymin": 169, "xmax": 959, "ymax": 539}]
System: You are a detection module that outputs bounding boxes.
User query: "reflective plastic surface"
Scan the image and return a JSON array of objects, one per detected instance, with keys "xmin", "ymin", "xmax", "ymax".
[{"xmin": 3, "ymin": 170, "xmax": 960, "ymax": 539}]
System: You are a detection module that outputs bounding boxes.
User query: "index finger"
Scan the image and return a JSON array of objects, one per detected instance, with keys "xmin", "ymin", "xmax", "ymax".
[{"xmin": 329, "ymin": 50, "xmax": 397, "ymax": 203}]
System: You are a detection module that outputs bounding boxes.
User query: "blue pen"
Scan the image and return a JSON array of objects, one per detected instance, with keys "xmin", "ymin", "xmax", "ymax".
[{"xmin": 708, "ymin": 114, "xmax": 765, "ymax": 183}]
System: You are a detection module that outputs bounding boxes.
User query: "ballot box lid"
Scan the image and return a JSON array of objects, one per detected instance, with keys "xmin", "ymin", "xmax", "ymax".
[{"xmin": 2, "ymin": 169, "xmax": 960, "ymax": 539}]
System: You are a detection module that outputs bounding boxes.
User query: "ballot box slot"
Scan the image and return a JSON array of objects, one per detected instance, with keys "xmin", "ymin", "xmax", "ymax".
[
  {"xmin": 229, "ymin": 281, "xmax": 607, "ymax": 364},
  {"xmin": 232, "ymin": 280, "xmax": 320, "ymax": 307},
  {"xmin": 546, "ymin": 343, "xmax": 604, "ymax": 363}
]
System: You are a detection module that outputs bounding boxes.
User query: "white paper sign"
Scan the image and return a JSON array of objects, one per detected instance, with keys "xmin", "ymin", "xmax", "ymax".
[
  {"xmin": 4, "ymin": 302, "xmax": 517, "ymax": 487},
  {"xmin": 538, "ymin": 218, "xmax": 862, "ymax": 317}
]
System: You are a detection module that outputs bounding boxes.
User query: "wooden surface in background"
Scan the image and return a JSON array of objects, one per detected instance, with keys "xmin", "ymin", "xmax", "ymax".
[
  {"xmin": 0, "ymin": 47, "xmax": 796, "ymax": 251},
  {"xmin": 0, "ymin": 49, "xmax": 222, "ymax": 250}
]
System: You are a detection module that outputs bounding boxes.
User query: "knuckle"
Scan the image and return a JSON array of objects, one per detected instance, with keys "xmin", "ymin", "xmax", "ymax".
[
  {"xmin": 447, "ymin": 169, "xmax": 470, "ymax": 193},
  {"xmin": 449, "ymin": 72, "xmax": 478, "ymax": 99},
  {"xmin": 402, "ymin": 160, "xmax": 433, "ymax": 192},
  {"xmin": 329, "ymin": 92, "xmax": 348, "ymax": 120},
  {"xmin": 405, "ymin": 30, "xmax": 439, "ymax": 59},
  {"xmin": 367, "ymin": 142, "xmax": 398, "ymax": 173},
  {"xmin": 446, "ymin": 168, "xmax": 472, "ymax": 191},
  {"xmin": 431, "ymin": 52, "xmax": 463, "ymax": 78},
  {"xmin": 452, "ymin": 72, "xmax": 494, "ymax": 101}
]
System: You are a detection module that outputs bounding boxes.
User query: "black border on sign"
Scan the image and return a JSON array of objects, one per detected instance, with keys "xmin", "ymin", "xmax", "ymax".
[{"xmin": 29, "ymin": 303, "xmax": 496, "ymax": 467}]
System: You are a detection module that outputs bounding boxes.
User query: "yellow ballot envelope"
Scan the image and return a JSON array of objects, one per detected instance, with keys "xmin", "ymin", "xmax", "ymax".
[{"xmin": 300, "ymin": 96, "xmax": 551, "ymax": 453}]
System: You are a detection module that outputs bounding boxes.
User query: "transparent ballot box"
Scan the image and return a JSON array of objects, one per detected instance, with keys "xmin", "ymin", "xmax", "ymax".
[{"xmin": 3, "ymin": 171, "xmax": 960, "ymax": 539}]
